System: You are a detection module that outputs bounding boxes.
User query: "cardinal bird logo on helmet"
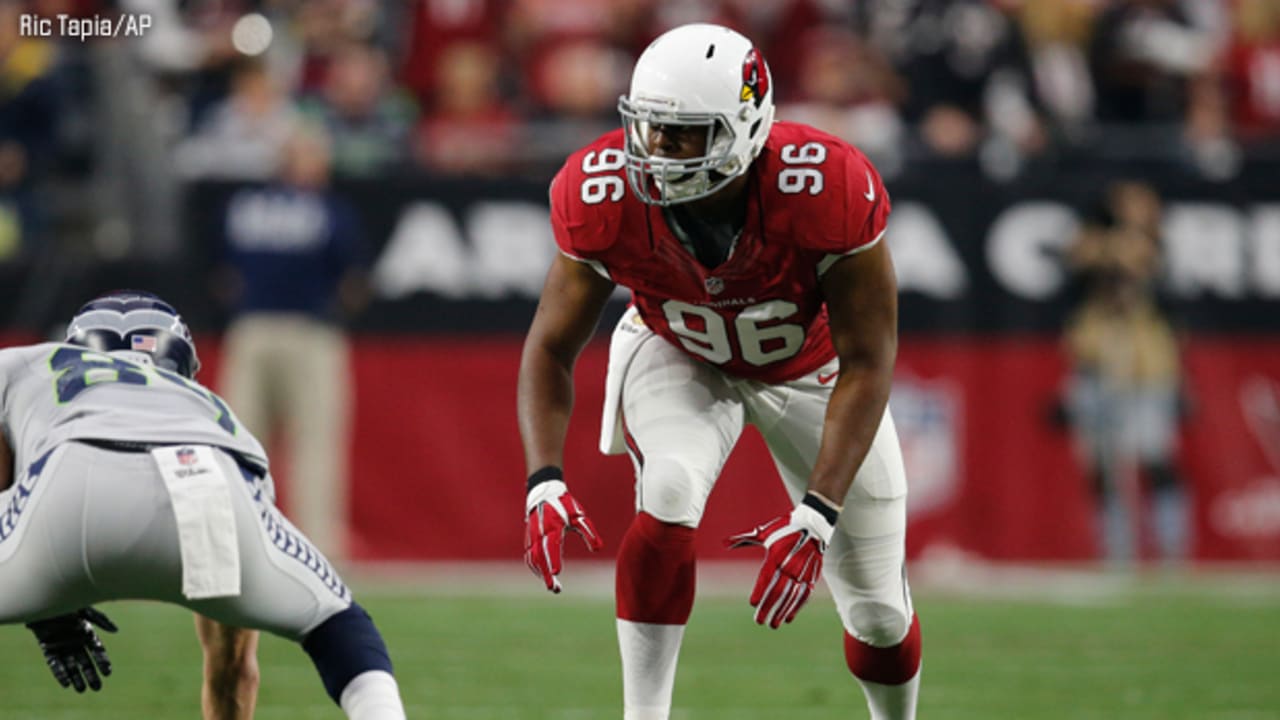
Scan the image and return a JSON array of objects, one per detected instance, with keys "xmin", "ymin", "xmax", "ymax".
[{"xmin": 740, "ymin": 48, "xmax": 768, "ymax": 108}]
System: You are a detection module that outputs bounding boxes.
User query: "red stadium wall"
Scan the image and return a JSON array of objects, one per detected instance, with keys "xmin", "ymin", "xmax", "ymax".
[
  {"xmin": 224, "ymin": 335, "xmax": 1280, "ymax": 565},
  {"xmin": 3, "ymin": 332, "xmax": 1277, "ymax": 563}
]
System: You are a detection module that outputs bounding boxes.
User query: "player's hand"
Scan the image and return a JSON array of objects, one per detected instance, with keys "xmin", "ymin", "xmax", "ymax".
[
  {"xmin": 525, "ymin": 477, "xmax": 603, "ymax": 593},
  {"xmin": 26, "ymin": 606, "xmax": 119, "ymax": 692},
  {"xmin": 726, "ymin": 494, "xmax": 838, "ymax": 629}
]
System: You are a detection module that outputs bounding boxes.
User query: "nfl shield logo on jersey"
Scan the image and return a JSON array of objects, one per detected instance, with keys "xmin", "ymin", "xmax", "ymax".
[
  {"xmin": 704, "ymin": 277, "xmax": 725, "ymax": 295},
  {"xmin": 176, "ymin": 447, "xmax": 197, "ymax": 466}
]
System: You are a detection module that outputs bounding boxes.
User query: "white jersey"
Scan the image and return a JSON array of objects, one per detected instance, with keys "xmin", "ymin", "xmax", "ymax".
[{"xmin": 0, "ymin": 342, "xmax": 268, "ymax": 479}]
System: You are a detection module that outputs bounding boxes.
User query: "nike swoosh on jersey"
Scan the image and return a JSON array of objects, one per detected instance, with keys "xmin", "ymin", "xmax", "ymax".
[
  {"xmin": 863, "ymin": 171, "xmax": 876, "ymax": 202},
  {"xmin": 818, "ymin": 370, "xmax": 839, "ymax": 384}
]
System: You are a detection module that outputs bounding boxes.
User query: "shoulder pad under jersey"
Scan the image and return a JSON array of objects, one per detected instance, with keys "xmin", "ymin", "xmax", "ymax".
[
  {"xmin": 549, "ymin": 129, "xmax": 630, "ymax": 259},
  {"xmin": 755, "ymin": 121, "xmax": 891, "ymax": 255}
]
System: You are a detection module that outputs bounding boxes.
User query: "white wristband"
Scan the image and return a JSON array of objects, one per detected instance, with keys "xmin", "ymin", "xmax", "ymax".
[{"xmin": 790, "ymin": 502, "xmax": 837, "ymax": 546}]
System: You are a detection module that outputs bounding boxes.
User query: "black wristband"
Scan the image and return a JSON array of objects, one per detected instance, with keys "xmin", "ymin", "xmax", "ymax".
[
  {"xmin": 802, "ymin": 492, "xmax": 840, "ymax": 526},
  {"xmin": 527, "ymin": 466, "xmax": 564, "ymax": 492}
]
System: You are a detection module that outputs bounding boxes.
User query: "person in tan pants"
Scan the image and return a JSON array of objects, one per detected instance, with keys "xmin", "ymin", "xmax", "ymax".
[{"xmin": 216, "ymin": 127, "xmax": 368, "ymax": 563}]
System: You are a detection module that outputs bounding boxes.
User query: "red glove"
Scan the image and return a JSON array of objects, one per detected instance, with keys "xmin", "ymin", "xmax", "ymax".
[
  {"xmin": 726, "ymin": 494, "xmax": 838, "ymax": 628},
  {"xmin": 525, "ymin": 478, "xmax": 603, "ymax": 593}
]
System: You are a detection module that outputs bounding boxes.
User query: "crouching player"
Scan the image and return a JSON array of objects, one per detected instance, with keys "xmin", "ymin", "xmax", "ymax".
[{"xmin": 0, "ymin": 291, "xmax": 406, "ymax": 719}]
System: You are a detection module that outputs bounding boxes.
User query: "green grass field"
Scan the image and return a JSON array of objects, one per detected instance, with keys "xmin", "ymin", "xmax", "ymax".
[{"xmin": 2, "ymin": 566, "xmax": 1278, "ymax": 719}]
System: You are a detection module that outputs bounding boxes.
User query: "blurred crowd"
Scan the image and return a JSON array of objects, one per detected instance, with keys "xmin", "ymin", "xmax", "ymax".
[
  {"xmin": 5, "ymin": 0, "xmax": 1280, "ymax": 176},
  {"xmin": 3, "ymin": 0, "xmax": 1280, "ymax": 258}
]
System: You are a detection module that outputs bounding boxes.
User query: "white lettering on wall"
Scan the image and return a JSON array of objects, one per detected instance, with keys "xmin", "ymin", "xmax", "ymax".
[
  {"xmin": 373, "ymin": 201, "xmax": 556, "ymax": 300},
  {"xmin": 469, "ymin": 202, "xmax": 557, "ymax": 299},
  {"xmin": 369, "ymin": 198, "xmax": 1280, "ymax": 304},
  {"xmin": 986, "ymin": 202, "xmax": 1078, "ymax": 300},
  {"xmin": 1164, "ymin": 204, "xmax": 1247, "ymax": 298},
  {"xmin": 1251, "ymin": 206, "xmax": 1280, "ymax": 298},
  {"xmin": 372, "ymin": 203, "xmax": 470, "ymax": 299},
  {"xmin": 887, "ymin": 202, "xmax": 969, "ymax": 299}
]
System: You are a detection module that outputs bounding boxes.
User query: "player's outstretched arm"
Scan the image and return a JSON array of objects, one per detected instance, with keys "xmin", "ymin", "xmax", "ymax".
[
  {"xmin": 26, "ymin": 606, "xmax": 118, "ymax": 692},
  {"xmin": 518, "ymin": 253, "xmax": 615, "ymax": 592},
  {"xmin": 194, "ymin": 614, "xmax": 259, "ymax": 720}
]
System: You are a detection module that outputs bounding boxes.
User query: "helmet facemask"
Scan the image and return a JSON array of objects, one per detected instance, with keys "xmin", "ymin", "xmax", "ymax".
[{"xmin": 618, "ymin": 96, "xmax": 743, "ymax": 205}]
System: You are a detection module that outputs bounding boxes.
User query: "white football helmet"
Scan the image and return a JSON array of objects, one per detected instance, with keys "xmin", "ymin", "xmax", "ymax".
[{"xmin": 618, "ymin": 23, "xmax": 775, "ymax": 205}]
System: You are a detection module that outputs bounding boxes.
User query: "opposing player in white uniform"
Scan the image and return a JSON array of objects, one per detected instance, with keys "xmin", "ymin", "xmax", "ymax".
[{"xmin": 0, "ymin": 291, "xmax": 406, "ymax": 720}]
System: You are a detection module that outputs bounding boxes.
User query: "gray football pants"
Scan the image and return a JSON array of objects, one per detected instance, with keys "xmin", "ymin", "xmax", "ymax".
[{"xmin": 0, "ymin": 441, "xmax": 350, "ymax": 639}]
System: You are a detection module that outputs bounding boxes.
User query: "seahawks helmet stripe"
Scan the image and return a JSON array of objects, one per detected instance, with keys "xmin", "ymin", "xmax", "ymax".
[{"xmin": 65, "ymin": 290, "xmax": 200, "ymax": 378}]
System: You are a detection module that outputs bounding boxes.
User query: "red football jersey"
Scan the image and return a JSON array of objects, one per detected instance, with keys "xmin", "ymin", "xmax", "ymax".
[{"xmin": 550, "ymin": 121, "xmax": 891, "ymax": 384}]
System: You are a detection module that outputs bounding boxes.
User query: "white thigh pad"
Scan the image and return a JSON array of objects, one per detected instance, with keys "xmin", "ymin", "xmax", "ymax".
[
  {"xmin": 837, "ymin": 409, "xmax": 909, "ymax": 537},
  {"xmin": 621, "ymin": 338, "xmax": 744, "ymax": 526}
]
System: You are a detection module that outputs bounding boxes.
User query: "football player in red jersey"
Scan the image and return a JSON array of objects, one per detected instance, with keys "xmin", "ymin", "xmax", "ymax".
[{"xmin": 518, "ymin": 23, "xmax": 922, "ymax": 720}]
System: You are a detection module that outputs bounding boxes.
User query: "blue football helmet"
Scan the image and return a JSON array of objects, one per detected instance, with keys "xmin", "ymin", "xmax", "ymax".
[{"xmin": 65, "ymin": 290, "xmax": 201, "ymax": 378}]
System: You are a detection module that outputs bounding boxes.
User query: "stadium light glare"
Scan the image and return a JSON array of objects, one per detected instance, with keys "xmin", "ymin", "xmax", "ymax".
[{"xmin": 231, "ymin": 13, "xmax": 273, "ymax": 56}]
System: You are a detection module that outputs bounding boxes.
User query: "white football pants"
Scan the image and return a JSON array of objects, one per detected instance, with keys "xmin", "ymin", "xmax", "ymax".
[{"xmin": 615, "ymin": 317, "xmax": 914, "ymax": 646}]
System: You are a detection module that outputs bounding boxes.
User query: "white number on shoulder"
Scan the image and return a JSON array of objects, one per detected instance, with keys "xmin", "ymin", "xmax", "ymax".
[
  {"xmin": 778, "ymin": 142, "xmax": 827, "ymax": 196},
  {"xmin": 662, "ymin": 299, "xmax": 804, "ymax": 366},
  {"xmin": 580, "ymin": 149, "xmax": 626, "ymax": 204}
]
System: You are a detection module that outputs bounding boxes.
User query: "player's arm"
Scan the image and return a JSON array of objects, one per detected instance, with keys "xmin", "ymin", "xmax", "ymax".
[
  {"xmin": 726, "ymin": 239, "xmax": 897, "ymax": 629},
  {"xmin": 194, "ymin": 614, "xmax": 259, "ymax": 720},
  {"xmin": 809, "ymin": 238, "xmax": 898, "ymax": 504},
  {"xmin": 517, "ymin": 252, "xmax": 616, "ymax": 472},
  {"xmin": 517, "ymin": 252, "xmax": 614, "ymax": 592}
]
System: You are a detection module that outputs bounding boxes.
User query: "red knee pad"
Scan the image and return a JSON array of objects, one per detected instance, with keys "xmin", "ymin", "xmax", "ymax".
[
  {"xmin": 844, "ymin": 614, "xmax": 922, "ymax": 685},
  {"xmin": 616, "ymin": 512, "xmax": 697, "ymax": 624}
]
